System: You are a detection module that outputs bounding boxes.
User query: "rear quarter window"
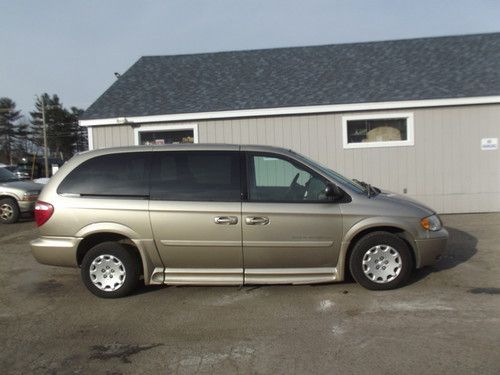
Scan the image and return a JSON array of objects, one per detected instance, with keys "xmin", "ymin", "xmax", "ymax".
[{"xmin": 57, "ymin": 152, "xmax": 151, "ymax": 197}]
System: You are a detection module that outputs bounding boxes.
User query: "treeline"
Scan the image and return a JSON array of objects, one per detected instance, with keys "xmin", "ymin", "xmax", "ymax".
[{"xmin": 0, "ymin": 94, "xmax": 87, "ymax": 164}]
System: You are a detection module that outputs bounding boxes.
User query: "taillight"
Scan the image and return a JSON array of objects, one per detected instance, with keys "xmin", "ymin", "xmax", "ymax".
[{"xmin": 34, "ymin": 201, "xmax": 54, "ymax": 227}]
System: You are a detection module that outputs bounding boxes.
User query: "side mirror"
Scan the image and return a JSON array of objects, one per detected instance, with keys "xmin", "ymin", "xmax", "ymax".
[{"xmin": 325, "ymin": 183, "xmax": 343, "ymax": 200}]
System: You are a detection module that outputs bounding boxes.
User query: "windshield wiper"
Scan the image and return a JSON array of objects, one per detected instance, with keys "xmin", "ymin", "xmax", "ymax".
[{"xmin": 353, "ymin": 179, "xmax": 379, "ymax": 198}]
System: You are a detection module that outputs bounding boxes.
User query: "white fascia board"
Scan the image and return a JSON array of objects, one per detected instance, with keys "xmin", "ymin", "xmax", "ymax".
[{"xmin": 79, "ymin": 95, "xmax": 500, "ymax": 127}]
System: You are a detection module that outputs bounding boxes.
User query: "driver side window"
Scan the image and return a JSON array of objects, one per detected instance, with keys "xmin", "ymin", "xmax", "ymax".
[{"xmin": 248, "ymin": 154, "xmax": 329, "ymax": 202}]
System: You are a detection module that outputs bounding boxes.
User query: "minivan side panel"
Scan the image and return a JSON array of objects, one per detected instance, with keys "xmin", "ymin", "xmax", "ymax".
[
  {"xmin": 38, "ymin": 197, "xmax": 152, "ymax": 239},
  {"xmin": 149, "ymin": 201, "xmax": 243, "ymax": 284}
]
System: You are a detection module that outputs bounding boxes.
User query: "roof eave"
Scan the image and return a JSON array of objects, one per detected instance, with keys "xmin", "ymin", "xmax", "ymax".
[{"xmin": 79, "ymin": 95, "xmax": 500, "ymax": 127}]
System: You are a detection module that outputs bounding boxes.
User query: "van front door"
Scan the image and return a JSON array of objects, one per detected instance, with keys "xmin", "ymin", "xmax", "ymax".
[
  {"xmin": 242, "ymin": 152, "xmax": 343, "ymax": 284},
  {"xmin": 149, "ymin": 149, "xmax": 243, "ymax": 284}
]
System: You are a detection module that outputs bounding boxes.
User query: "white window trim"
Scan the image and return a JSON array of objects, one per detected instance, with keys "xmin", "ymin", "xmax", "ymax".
[
  {"xmin": 342, "ymin": 112, "xmax": 414, "ymax": 149},
  {"xmin": 133, "ymin": 123, "xmax": 199, "ymax": 145}
]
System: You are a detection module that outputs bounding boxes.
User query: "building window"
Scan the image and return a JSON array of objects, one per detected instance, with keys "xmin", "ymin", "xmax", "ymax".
[
  {"xmin": 134, "ymin": 124, "xmax": 198, "ymax": 145},
  {"xmin": 342, "ymin": 113, "xmax": 414, "ymax": 149}
]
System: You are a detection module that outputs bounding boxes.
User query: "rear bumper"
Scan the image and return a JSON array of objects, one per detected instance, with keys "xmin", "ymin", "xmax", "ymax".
[
  {"xmin": 414, "ymin": 228, "xmax": 448, "ymax": 268},
  {"xmin": 30, "ymin": 237, "xmax": 80, "ymax": 267}
]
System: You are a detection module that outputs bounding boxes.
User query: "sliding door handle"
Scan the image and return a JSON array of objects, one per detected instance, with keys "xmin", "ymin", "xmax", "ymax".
[
  {"xmin": 214, "ymin": 216, "xmax": 238, "ymax": 225},
  {"xmin": 245, "ymin": 216, "xmax": 270, "ymax": 225}
]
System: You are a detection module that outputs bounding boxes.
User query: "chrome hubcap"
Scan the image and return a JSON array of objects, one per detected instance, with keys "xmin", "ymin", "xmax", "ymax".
[
  {"xmin": 89, "ymin": 254, "xmax": 126, "ymax": 291},
  {"xmin": 0, "ymin": 204, "xmax": 13, "ymax": 220},
  {"xmin": 362, "ymin": 245, "xmax": 402, "ymax": 283}
]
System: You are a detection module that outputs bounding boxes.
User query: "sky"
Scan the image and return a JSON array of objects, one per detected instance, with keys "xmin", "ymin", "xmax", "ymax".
[{"xmin": 1, "ymin": 0, "xmax": 500, "ymax": 117}]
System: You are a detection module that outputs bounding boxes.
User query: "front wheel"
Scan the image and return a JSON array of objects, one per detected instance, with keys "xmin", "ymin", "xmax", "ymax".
[
  {"xmin": 349, "ymin": 232, "xmax": 414, "ymax": 290},
  {"xmin": 0, "ymin": 198, "xmax": 20, "ymax": 224},
  {"xmin": 81, "ymin": 242, "xmax": 140, "ymax": 298}
]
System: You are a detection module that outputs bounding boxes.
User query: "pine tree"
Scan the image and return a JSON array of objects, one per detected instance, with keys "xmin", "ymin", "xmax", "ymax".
[
  {"xmin": 68, "ymin": 106, "xmax": 88, "ymax": 153},
  {"xmin": 14, "ymin": 121, "xmax": 32, "ymax": 157},
  {"xmin": 30, "ymin": 94, "xmax": 78, "ymax": 160},
  {"xmin": 0, "ymin": 97, "xmax": 22, "ymax": 164},
  {"xmin": 30, "ymin": 93, "xmax": 50, "ymax": 150}
]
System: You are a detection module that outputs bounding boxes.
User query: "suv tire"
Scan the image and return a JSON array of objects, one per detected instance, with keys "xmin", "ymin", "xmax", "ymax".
[
  {"xmin": 349, "ymin": 231, "xmax": 414, "ymax": 290},
  {"xmin": 81, "ymin": 241, "xmax": 140, "ymax": 298},
  {"xmin": 0, "ymin": 198, "xmax": 20, "ymax": 224}
]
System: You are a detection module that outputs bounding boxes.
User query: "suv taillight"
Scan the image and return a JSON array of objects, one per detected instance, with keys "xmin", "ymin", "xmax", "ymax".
[{"xmin": 34, "ymin": 201, "xmax": 54, "ymax": 227}]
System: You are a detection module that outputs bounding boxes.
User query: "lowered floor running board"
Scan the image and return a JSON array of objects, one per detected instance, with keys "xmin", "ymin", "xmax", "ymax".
[{"xmin": 150, "ymin": 267, "xmax": 337, "ymax": 285}]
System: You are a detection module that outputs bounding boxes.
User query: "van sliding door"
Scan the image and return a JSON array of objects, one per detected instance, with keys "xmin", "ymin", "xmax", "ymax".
[{"xmin": 149, "ymin": 149, "xmax": 243, "ymax": 285}]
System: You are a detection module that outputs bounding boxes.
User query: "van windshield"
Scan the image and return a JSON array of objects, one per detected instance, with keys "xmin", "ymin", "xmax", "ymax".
[{"xmin": 291, "ymin": 151, "xmax": 366, "ymax": 194}]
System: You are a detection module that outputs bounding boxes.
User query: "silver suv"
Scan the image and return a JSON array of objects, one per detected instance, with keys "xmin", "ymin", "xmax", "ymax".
[
  {"xmin": 31, "ymin": 145, "xmax": 448, "ymax": 298},
  {"xmin": 0, "ymin": 167, "xmax": 42, "ymax": 223}
]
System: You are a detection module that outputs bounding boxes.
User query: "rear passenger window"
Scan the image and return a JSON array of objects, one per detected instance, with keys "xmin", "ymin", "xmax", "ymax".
[
  {"xmin": 57, "ymin": 153, "xmax": 150, "ymax": 197},
  {"xmin": 150, "ymin": 151, "xmax": 241, "ymax": 201}
]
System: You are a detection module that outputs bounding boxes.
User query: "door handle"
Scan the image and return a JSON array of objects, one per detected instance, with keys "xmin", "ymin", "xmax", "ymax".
[
  {"xmin": 214, "ymin": 216, "xmax": 238, "ymax": 225},
  {"xmin": 245, "ymin": 216, "xmax": 270, "ymax": 225}
]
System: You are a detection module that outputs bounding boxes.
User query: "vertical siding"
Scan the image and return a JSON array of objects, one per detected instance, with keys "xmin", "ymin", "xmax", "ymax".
[
  {"xmin": 92, "ymin": 125, "xmax": 134, "ymax": 149},
  {"xmin": 89, "ymin": 104, "xmax": 500, "ymax": 213}
]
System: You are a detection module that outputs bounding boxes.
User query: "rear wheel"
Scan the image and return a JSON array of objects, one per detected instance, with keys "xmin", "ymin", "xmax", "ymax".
[
  {"xmin": 0, "ymin": 198, "xmax": 20, "ymax": 224},
  {"xmin": 81, "ymin": 242, "xmax": 140, "ymax": 298},
  {"xmin": 349, "ymin": 232, "xmax": 414, "ymax": 290}
]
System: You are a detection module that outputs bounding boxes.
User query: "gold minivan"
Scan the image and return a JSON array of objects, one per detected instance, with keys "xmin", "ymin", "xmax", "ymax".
[{"xmin": 31, "ymin": 144, "xmax": 448, "ymax": 298}]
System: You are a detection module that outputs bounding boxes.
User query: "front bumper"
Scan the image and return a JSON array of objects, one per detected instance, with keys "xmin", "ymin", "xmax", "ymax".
[
  {"xmin": 30, "ymin": 237, "xmax": 80, "ymax": 267},
  {"xmin": 414, "ymin": 228, "xmax": 449, "ymax": 268},
  {"xmin": 18, "ymin": 200, "xmax": 36, "ymax": 214}
]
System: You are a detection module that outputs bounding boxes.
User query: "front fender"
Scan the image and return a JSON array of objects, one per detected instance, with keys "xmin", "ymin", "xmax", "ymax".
[{"xmin": 335, "ymin": 216, "xmax": 418, "ymax": 281}]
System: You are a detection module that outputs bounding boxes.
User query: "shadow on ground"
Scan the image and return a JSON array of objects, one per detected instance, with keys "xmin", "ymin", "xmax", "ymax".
[
  {"xmin": 18, "ymin": 215, "xmax": 34, "ymax": 223},
  {"xmin": 132, "ymin": 283, "xmax": 168, "ymax": 296}
]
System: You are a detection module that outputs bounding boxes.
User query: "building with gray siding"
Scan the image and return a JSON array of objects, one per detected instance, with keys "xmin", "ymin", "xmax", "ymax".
[{"xmin": 80, "ymin": 33, "xmax": 500, "ymax": 214}]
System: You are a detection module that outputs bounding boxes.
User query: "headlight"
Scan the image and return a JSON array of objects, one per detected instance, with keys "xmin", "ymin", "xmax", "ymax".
[
  {"xmin": 421, "ymin": 214, "xmax": 442, "ymax": 231},
  {"xmin": 21, "ymin": 191, "xmax": 39, "ymax": 201}
]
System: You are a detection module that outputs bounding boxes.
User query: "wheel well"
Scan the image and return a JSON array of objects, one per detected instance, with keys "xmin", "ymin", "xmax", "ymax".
[
  {"xmin": 344, "ymin": 226, "xmax": 416, "ymax": 279},
  {"xmin": 0, "ymin": 195, "xmax": 18, "ymax": 205},
  {"xmin": 76, "ymin": 233, "xmax": 143, "ymax": 274}
]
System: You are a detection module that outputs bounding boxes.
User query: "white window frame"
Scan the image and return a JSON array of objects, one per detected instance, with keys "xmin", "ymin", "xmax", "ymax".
[
  {"xmin": 342, "ymin": 112, "xmax": 414, "ymax": 149},
  {"xmin": 133, "ymin": 123, "xmax": 199, "ymax": 145}
]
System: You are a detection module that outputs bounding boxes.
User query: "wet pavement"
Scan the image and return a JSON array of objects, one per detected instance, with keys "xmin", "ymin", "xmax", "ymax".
[{"xmin": 0, "ymin": 214, "xmax": 499, "ymax": 374}]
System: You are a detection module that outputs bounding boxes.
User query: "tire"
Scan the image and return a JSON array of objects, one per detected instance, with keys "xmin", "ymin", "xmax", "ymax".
[
  {"xmin": 0, "ymin": 198, "xmax": 20, "ymax": 224},
  {"xmin": 81, "ymin": 241, "xmax": 140, "ymax": 298},
  {"xmin": 349, "ymin": 231, "xmax": 414, "ymax": 290}
]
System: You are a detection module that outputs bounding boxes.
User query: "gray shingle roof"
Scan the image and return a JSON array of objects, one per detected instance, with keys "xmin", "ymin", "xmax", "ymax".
[{"xmin": 82, "ymin": 33, "xmax": 500, "ymax": 120}]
